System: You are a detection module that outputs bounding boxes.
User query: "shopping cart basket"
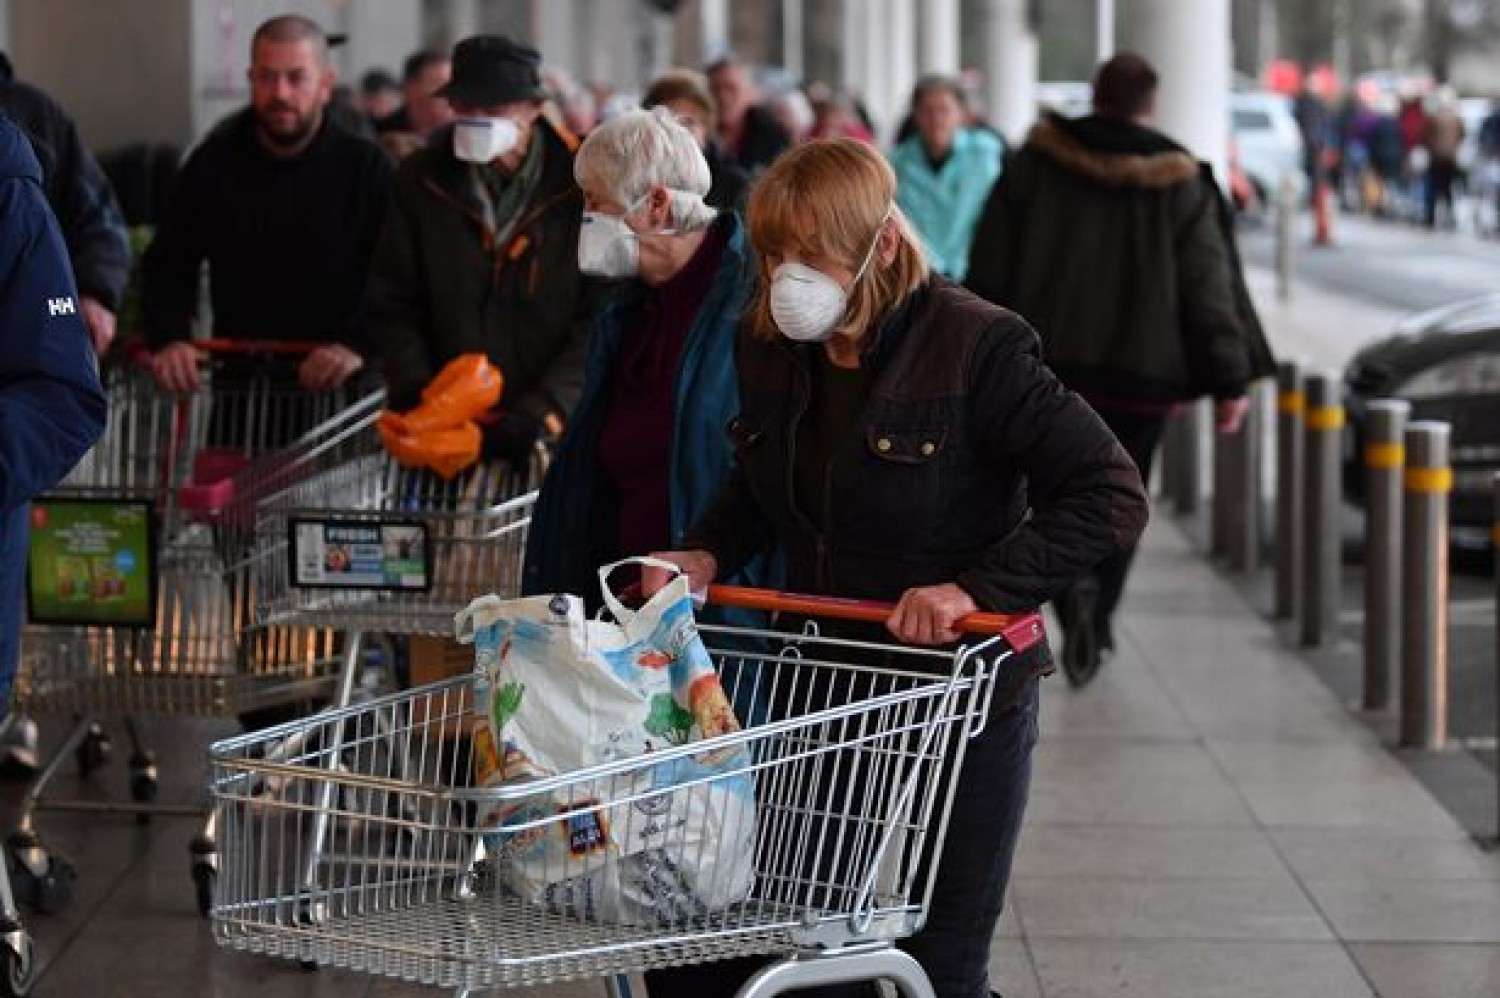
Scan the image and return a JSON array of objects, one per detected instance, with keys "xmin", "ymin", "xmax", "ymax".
[
  {"xmin": 208, "ymin": 586, "xmax": 1044, "ymax": 998},
  {"xmin": 8, "ymin": 342, "xmax": 366, "ymax": 934}
]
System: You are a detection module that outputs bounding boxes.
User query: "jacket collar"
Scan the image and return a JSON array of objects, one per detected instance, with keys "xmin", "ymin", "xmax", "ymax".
[
  {"xmin": 595, "ymin": 210, "xmax": 748, "ymax": 332},
  {"xmin": 1026, "ymin": 112, "xmax": 1200, "ymax": 189},
  {"xmin": 423, "ymin": 116, "xmax": 577, "ymax": 210}
]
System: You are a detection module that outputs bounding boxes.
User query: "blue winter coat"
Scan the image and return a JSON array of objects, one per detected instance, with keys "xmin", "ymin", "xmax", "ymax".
[
  {"xmin": 523, "ymin": 212, "xmax": 767, "ymax": 605},
  {"xmin": 0, "ymin": 115, "xmax": 107, "ymax": 696},
  {"xmin": 890, "ymin": 127, "xmax": 1005, "ymax": 281}
]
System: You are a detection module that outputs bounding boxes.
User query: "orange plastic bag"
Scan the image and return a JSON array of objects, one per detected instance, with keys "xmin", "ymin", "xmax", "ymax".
[
  {"xmin": 395, "ymin": 354, "xmax": 504, "ymax": 435},
  {"xmin": 378, "ymin": 416, "xmax": 482, "ymax": 480}
]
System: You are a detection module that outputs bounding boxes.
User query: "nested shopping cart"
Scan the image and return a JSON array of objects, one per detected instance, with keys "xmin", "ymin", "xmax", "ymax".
[
  {"xmin": 208, "ymin": 587, "xmax": 1044, "ymax": 998},
  {"xmin": 5, "ymin": 342, "xmax": 364, "ymax": 944}
]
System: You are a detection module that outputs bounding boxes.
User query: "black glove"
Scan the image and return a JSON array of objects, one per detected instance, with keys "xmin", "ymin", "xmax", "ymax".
[{"xmin": 478, "ymin": 409, "xmax": 543, "ymax": 463}]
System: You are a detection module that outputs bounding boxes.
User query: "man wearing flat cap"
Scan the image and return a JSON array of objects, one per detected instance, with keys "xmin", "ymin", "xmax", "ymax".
[{"xmin": 366, "ymin": 35, "xmax": 594, "ymax": 459}]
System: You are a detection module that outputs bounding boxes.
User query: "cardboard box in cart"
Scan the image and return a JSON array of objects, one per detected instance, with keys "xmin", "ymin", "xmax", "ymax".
[{"xmin": 409, "ymin": 636, "xmax": 476, "ymax": 735}]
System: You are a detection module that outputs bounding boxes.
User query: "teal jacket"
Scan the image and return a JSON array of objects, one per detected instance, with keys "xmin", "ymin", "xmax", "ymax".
[{"xmin": 890, "ymin": 127, "xmax": 1005, "ymax": 281}]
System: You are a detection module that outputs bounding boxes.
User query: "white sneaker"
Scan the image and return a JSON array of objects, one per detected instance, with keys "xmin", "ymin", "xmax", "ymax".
[{"xmin": 0, "ymin": 717, "xmax": 39, "ymax": 781}]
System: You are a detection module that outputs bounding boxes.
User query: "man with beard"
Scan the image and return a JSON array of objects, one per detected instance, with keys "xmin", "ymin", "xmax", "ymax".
[{"xmin": 143, "ymin": 14, "xmax": 391, "ymax": 395}]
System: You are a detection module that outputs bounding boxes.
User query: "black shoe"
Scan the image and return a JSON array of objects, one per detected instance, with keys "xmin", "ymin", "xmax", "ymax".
[{"xmin": 1060, "ymin": 585, "xmax": 1103, "ymax": 688}]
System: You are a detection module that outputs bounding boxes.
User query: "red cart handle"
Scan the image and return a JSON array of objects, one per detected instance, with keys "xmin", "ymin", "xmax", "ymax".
[
  {"xmin": 194, "ymin": 339, "xmax": 326, "ymax": 357},
  {"xmin": 705, "ymin": 584, "xmax": 1045, "ymax": 654}
]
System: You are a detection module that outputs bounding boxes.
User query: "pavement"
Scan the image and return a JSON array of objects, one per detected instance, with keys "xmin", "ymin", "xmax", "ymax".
[{"xmin": 3, "ymin": 217, "xmax": 1497, "ymax": 996}]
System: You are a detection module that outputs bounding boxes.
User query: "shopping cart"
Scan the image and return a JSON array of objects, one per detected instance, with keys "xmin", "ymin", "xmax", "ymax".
[
  {"xmin": 7, "ymin": 342, "xmax": 364, "ymax": 936},
  {"xmin": 208, "ymin": 586, "xmax": 1045, "ymax": 998}
]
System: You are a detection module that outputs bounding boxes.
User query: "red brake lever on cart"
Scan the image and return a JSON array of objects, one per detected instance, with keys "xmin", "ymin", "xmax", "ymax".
[
  {"xmin": 704, "ymin": 585, "xmax": 1046, "ymax": 655},
  {"xmin": 194, "ymin": 339, "xmax": 325, "ymax": 358}
]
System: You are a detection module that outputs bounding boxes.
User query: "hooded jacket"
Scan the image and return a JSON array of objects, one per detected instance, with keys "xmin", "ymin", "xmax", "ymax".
[
  {"xmin": 364, "ymin": 117, "xmax": 595, "ymax": 418},
  {"xmin": 0, "ymin": 115, "xmax": 108, "ymax": 691},
  {"xmin": 0, "ymin": 54, "xmax": 130, "ymax": 312},
  {"xmin": 966, "ymin": 113, "xmax": 1273, "ymax": 408}
]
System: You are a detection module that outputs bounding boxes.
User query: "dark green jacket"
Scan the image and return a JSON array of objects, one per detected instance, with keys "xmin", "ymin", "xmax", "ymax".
[
  {"xmin": 365, "ymin": 118, "xmax": 595, "ymax": 417},
  {"xmin": 966, "ymin": 113, "xmax": 1273, "ymax": 407}
]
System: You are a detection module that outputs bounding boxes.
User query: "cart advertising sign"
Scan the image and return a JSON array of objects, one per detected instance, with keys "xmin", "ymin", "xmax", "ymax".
[
  {"xmin": 27, "ymin": 499, "xmax": 157, "ymax": 626},
  {"xmin": 289, "ymin": 518, "xmax": 432, "ymax": 591}
]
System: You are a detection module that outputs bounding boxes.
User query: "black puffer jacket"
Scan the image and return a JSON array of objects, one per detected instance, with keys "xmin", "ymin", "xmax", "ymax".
[
  {"xmin": 364, "ymin": 118, "xmax": 595, "ymax": 417},
  {"xmin": 687, "ymin": 278, "xmax": 1148, "ymax": 621},
  {"xmin": 966, "ymin": 113, "xmax": 1273, "ymax": 406}
]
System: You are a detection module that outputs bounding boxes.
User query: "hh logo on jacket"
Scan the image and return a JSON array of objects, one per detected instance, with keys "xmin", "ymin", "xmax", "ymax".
[{"xmin": 47, "ymin": 297, "xmax": 75, "ymax": 316}]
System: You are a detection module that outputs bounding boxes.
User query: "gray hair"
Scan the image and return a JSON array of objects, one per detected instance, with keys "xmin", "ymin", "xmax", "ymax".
[{"xmin": 575, "ymin": 107, "xmax": 717, "ymax": 231}]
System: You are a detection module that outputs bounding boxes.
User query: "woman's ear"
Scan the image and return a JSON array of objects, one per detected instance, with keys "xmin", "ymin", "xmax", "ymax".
[{"xmin": 649, "ymin": 185, "xmax": 673, "ymax": 229}]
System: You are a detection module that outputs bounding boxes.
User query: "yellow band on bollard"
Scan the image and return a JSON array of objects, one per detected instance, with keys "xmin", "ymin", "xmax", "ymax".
[
  {"xmin": 1278, "ymin": 391, "xmax": 1306, "ymax": 415},
  {"xmin": 1364, "ymin": 443, "xmax": 1405, "ymax": 469},
  {"xmin": 1404, "ymin": 467, "xmax": 1453, "ymax": 493},
  {"xmin": 1305, "ymin": 406, "xmax": 1345, "ymax": 431}
]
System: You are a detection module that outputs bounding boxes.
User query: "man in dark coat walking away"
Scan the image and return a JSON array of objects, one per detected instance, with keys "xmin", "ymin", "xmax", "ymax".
[{"xmin": 966, "ymin": 53, "xmax": 1273, "ymax": 687}]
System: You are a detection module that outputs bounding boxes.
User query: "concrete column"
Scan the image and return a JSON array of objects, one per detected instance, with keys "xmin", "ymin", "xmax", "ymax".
[
  {"xmin": 841, "ymin": 0, "xmax": 866, "ymax": 98},
  {"xmin": 861, "ymin": 0, "xmax": 891, "ymax": 138},
  {"xmin": 1097, "ymin": 0, "xmax": 1115, "ymax": 61},
  {"xmin": 921, "ymin": 0, "xmax": 961, "ymax": 75},
  {"xmin": 782, "ymin": 0, "xmax": 804, "ymax": 79},
  {"xmin": 532, "ymin": 0, "xmax": 577, "ymax": 70},
  {"xmin": 984, "ymin": 0, "xmax": 1039, "ymax": 144},
  {"xmin": 884, "ymin": 0, "xmax": 916, "ymax": 142},
  {"xmin": 437, "ymin": 0, "xmax": 479, "ymax": 48},
  {"xmin": 1119, "ymin": 0, "xmax": 1231, "ymax": 176},
  {"xmin": 701, "ymin": 0, "xmax": 729, "ymax": 61}
]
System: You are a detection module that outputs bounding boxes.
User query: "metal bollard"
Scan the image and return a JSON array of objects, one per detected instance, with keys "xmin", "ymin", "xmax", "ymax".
[
  {"xmin": 1173, "ymin": 400, "xmax": 1208, "ymax": 517},
  {"xmin": 1363, "ymin": 400, "xmax": 1410, "ymax": 711},
  {"xmin": 1399, "ymin": 422, "xmax": 1451, "ymax": 750},
  {"xmin": 1276, "ymin": 174, "xmax": 1297, "ymax": 301},
  {"xmin": 1217, "ymin": 386, "xmax": 1262, "ymax": 571},
  {"xmin": 1274, "ymin": 362, "xmax": 1304, "ymax": 620},
  {"xmin": 1299, "ymin": 373, "xmax": 1343, "ymax": 647},
  {"xmin": 1158, "ymin": 412, "xmax": 1184, "ymax": 503},
  {"xmin": 1493, "ymin": 474, "xmax": 1499, "ymax": 841}
]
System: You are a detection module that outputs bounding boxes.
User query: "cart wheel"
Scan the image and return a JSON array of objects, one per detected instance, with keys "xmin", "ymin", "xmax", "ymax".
[
  {"xmin": 191, "ymin": 862, "xmax": 216, "ymax": 919},
  {"xmin": 75, "ymin": 724, "xmax": 111, "ymax": 779},
  {"xmin": 129, "ymin": 753, "xmax": 159, "ymax": 815},
  {"xmin": 0, "ymin": 933, "xmax": 34, "ymax": 998},
  {"xmin": 6, "ymin": 847, "xmax": 74, "ymax": 916}
]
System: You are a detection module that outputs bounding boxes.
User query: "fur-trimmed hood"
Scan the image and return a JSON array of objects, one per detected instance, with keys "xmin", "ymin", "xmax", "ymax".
[{"xmin": 1025, "ymin": 113, "xmax": 1199, "ymax": 189}]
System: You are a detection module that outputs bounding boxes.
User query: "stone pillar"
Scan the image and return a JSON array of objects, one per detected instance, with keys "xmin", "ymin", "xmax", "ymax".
[
  {"xmin": 921, "ymin": 0, "xmax": 961, "ymax": 75},
  {"xmin": 883, "ymin": 0, "xmax": 916, "ymax": 141},
  {"xmin": 841, "ymin": 0, "xmax": 865, "ymax": 96},
  {"xmin": 1119, "ymin": 0, "xmax": 1231, "ymax": 175},
  {"xmin": 532, "ymin": 0, "xmax": 577, "ymax": 69},
  {"xmin": 783, "ymin": 0, "xmax": 804, "ymax": 79},
  {"xmin": 701, "ymin": 0, "xmax": 729, "ymax": 61},
  {"xmin": 983, "ymin": 0, "xmax": 1038, "ymax": 144}
]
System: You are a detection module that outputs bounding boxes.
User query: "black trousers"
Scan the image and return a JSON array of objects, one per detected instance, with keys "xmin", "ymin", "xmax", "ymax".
[{"xmin": 1089, "ymin": 407, "xmax": 1168, "ymax": 640}]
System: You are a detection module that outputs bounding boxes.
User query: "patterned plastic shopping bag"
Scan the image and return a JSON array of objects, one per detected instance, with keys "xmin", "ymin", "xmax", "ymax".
[{"xmin": 454, "ymin": 557, "xmax": 756, "ymax": 924}]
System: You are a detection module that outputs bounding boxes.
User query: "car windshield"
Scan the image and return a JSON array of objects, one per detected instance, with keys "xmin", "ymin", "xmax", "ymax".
[{"xmin": 1233, "ymin": 109, "xmax": 1273, "ymax": 131}]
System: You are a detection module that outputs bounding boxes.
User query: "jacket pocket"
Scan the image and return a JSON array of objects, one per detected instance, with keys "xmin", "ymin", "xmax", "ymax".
[{"xmin": 865, "ymin": 427, "xmax": 948, "ymax": 465}]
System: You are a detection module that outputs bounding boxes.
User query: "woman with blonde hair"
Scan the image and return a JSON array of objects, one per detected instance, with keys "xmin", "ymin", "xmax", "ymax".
[{"xmin": 644, "ymin": 138, "xmax": 1148, "ymax": 998}]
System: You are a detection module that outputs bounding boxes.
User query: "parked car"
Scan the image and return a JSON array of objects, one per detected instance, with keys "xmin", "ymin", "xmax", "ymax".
[
  {"xmin": 1231, "ymin": 91, "xmax": 1307, "ymax": 207},
  {"xmin": 1342, "ymin": 294, "xmax": 1500, "ymax": 547}
]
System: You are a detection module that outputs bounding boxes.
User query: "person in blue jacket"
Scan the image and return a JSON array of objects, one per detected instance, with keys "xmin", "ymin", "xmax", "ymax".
[
  {"xmin": 0, "ymin": 113, "xmax": 109, "ymax": 704},
  {"xmin": 889, "ymin": 75, "xmax": 1004, "ymax": 281},
  {"xmin": 522, "ymin": 107, "xmax": 762, "ymax": 605}
]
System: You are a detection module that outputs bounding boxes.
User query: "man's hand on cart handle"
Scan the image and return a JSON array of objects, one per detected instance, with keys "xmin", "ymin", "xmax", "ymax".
[
  {"xmin": 299, "ymin": 344, "xmax": 365, "ymax": 392},
  {"xmin": 150, "ymin": 341, "xmax": 204, "ymax": 394},
  {"xmin": 641, "ymin": 549, "xmax": 719, "ymax": 599},
  {"xmin": 888, "ymin": 583, "xmax": 980, "ymax": 646}
]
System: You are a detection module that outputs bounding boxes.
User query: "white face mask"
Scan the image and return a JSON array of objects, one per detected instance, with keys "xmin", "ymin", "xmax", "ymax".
[
  {"xmin": 577, "ymin": 195, "xmax": 650, "ymax": 278},
  {"xmin": 453, "ymin": 116, "xmax": 520, "ymax": 164},
  {"xmin": 769, "ymin": 209, "xmax": 890, "ymax": 343}
]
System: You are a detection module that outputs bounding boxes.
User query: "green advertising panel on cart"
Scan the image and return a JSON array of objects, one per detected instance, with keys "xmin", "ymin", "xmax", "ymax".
[{"xmin": 27, "ymin": 499, "xmax": 157, "ymax": 627}]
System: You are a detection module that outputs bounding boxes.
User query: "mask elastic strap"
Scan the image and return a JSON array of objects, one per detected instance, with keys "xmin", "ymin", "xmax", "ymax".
[{"xmin": 850, "ymin": 204, "xmax": 895, "ymax": 285}]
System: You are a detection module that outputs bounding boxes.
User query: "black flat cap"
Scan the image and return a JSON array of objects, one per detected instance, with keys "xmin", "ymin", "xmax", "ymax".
[{"xmin": 436, "ymin": 35, "xmax": 545, "ymax": 107}]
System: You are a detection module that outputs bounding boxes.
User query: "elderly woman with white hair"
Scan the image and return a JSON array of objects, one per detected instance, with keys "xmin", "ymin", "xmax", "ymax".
[{"xmin": 521, "ymin": 107, "xmax": 762, "ymax": 604}]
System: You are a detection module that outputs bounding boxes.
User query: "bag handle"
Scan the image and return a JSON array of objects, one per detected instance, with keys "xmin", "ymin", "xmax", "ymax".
[{"xmin": 597, "ymin": 556, "xmax": 687, "ymax": 625}]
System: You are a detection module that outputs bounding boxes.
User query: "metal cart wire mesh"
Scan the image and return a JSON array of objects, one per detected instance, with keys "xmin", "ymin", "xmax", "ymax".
[
  {"xmin": 7, "ymin": 346, "xmax": 362, "ymax": 932},
  {"xmin": 209, "ymin": 593, "xmax": 1044, "ymax": 998}
]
